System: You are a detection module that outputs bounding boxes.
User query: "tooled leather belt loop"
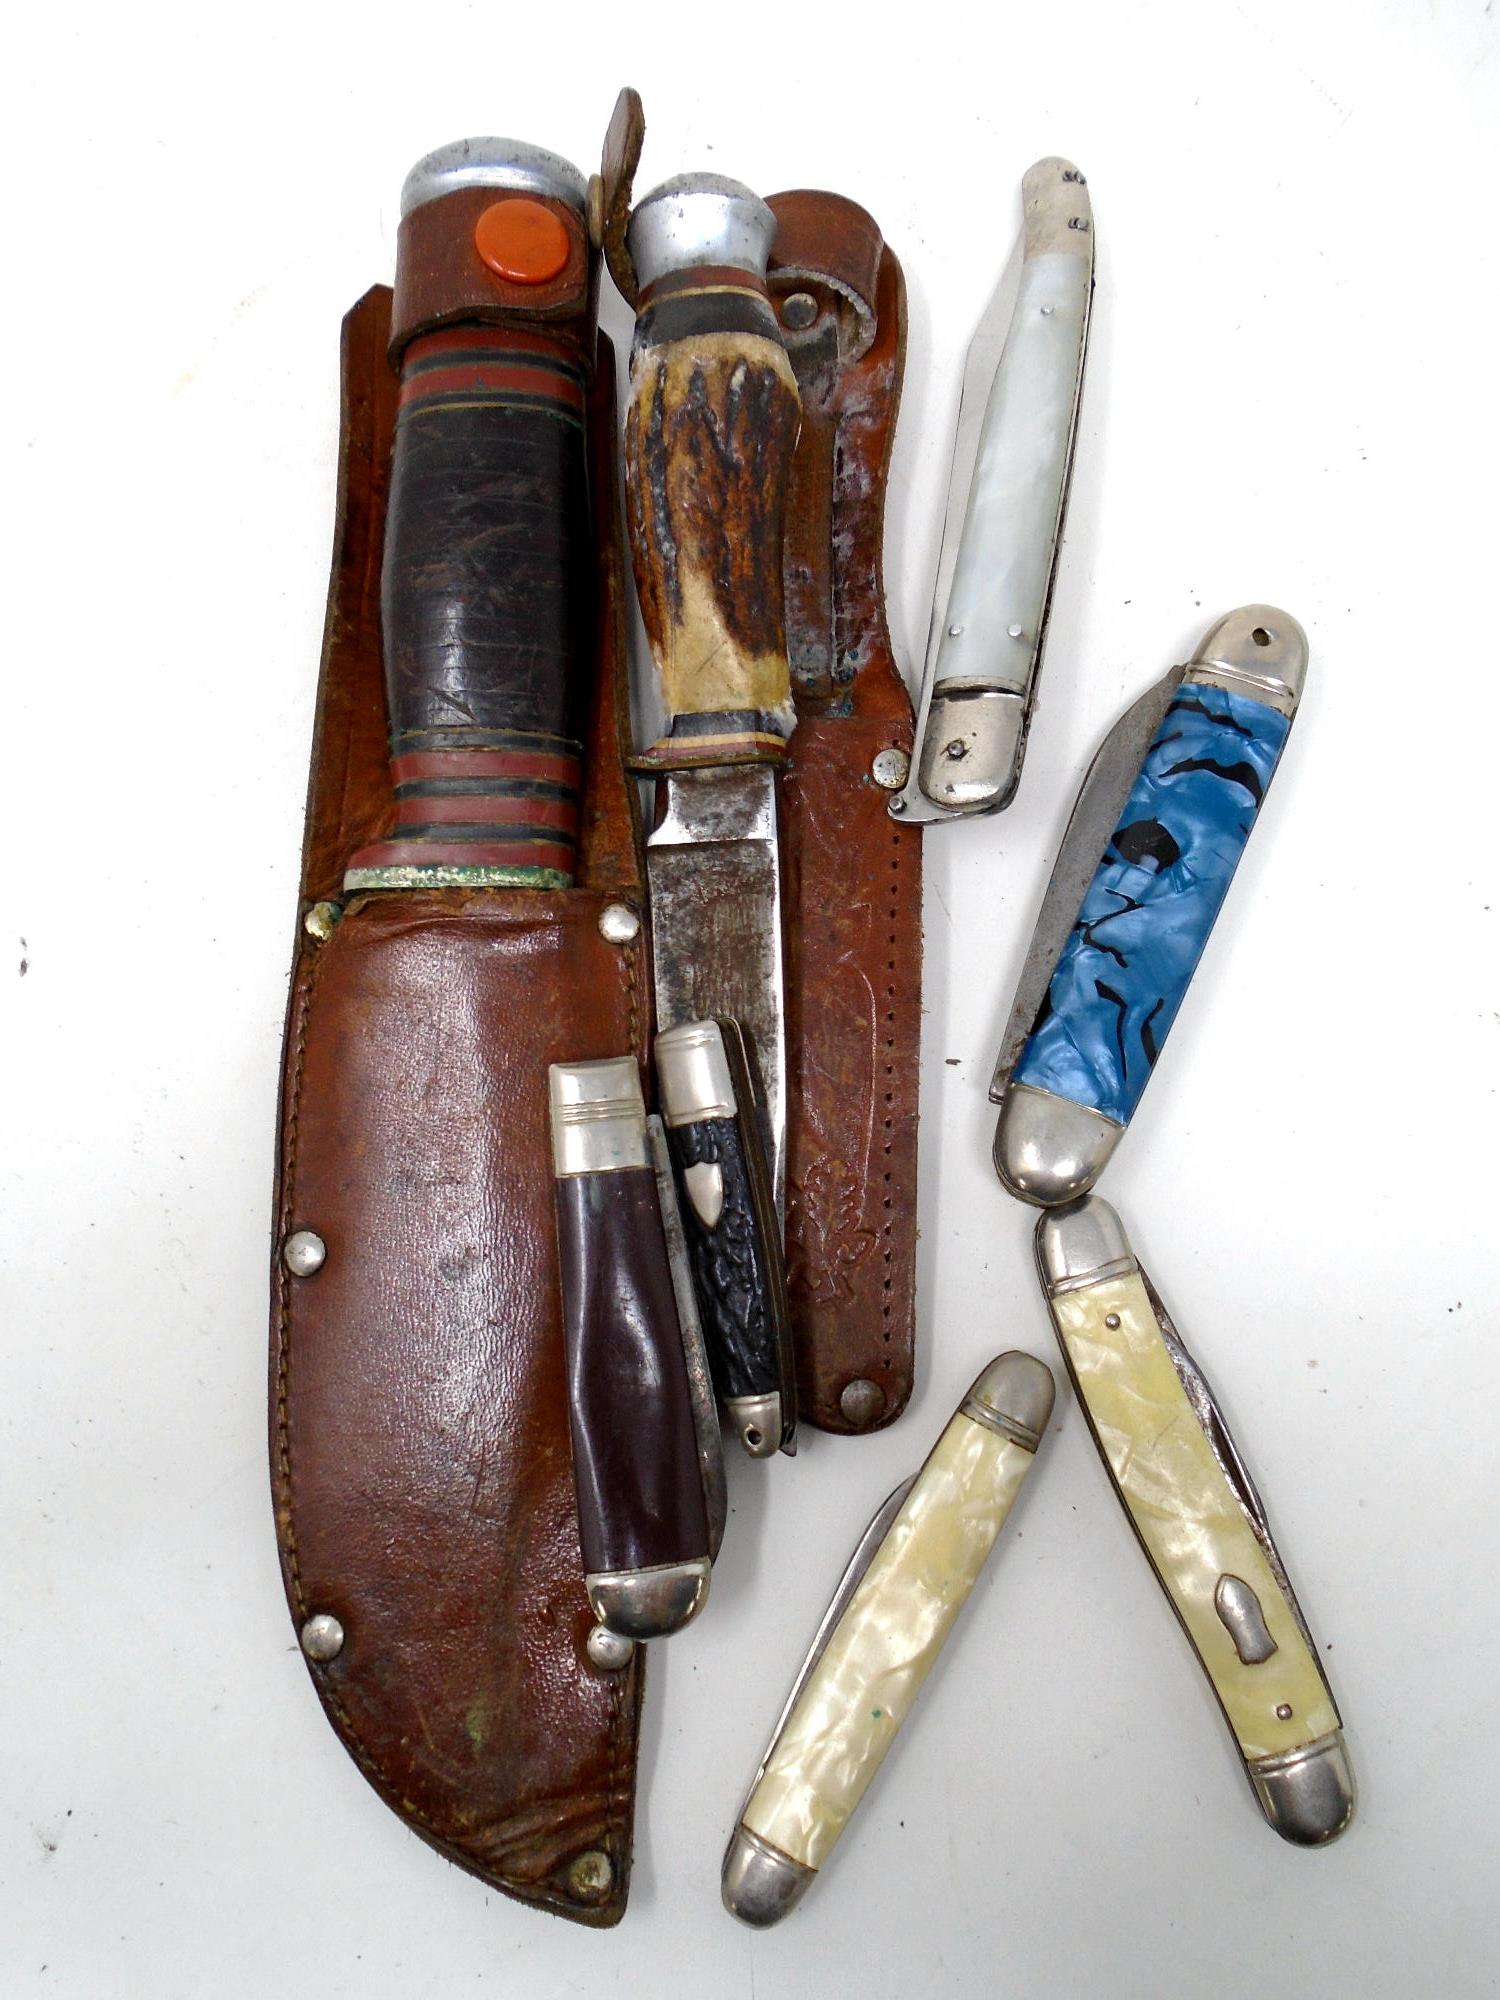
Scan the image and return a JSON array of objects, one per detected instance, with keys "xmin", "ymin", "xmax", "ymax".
[{"xmin": 767, "ymin": 192, "xmax": 923, "ymax": 1435}]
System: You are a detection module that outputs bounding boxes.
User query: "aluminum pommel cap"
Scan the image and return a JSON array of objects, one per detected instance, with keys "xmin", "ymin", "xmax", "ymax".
[
  {"xmin": 1035, "ymin": 1195, "xmax": 1139, "ymax": 1295},
  {"xmin": 628, "ymin": 173, "xmax": 777, "ymax": 288},
  {"xmin": 400, "ymin": 137, "xmax": 589, "ymax": 219},
  {"xmin": 962, "ymin": 1351, "xmax": 1055, "ymax": 1450},
  {"xmin": 1250, "ymin": 1731, "xmax": 1357, "ymax": 1846},
  {"xmin": 722, "ymin": 1825, "xmax": 816, "ymax": 1928},
  {"xmin": 993, "ymin": 1082, "xmax": 1122, "ymax": 1207},
  {"xmin": 1188, "ymin": 603, "xmax": 1309, "ymax": 710}
]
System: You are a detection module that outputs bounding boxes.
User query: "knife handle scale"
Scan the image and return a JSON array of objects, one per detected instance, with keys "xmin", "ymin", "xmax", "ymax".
[
  {"xmin": 550, "ymin": 1059, "xmax": 712, "ymax": 1640},
  {"xmin": 656, "ymin": 1020, "xmax": 796, "ymax": 1456},
  {"xmin": 1011, "ymin": 670, "xmax": 1294, "ymax": 1127},
  {"xmin": 623, "ymin": 181, "xmax": 800, "ymax": 770}
]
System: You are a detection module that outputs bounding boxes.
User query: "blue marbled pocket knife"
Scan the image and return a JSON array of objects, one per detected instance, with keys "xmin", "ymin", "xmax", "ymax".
[{"xmin": 991, "ymin": 605, "xmax": 1305, "ymax": 1204}]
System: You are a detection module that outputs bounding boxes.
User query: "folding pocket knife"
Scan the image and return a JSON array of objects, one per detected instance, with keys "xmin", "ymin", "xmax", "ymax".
[
  {"xmin": 891, "ymin": 156, "xmax": 1093, "ymax": 822},
  {"xmin": 1036, "ymin": 1196, "xmax": 1355, "ymax": 1845},
  {"xmin": 993, "ymin": 605, "xmax": 1306, "ymax": 1203},
  {"xmin": 549, "ymin": 1057, "xmax": 727, "ymax": 1643},
  {"xmin": 722, "ymin": 1353, "xmax": 1054, "ymax": 1924}
]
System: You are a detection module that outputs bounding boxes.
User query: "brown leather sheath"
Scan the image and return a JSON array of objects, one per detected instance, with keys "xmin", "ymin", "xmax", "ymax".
[
  {"xmin": 270, "ymin": 287, "xmax": 647, "ymax": 1926},
  {"xmin": 770, "ymin": 193, "xmax": 922, "ymax": 1436}
]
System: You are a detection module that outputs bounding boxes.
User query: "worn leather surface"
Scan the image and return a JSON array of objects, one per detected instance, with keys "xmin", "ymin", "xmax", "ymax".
[
  {"xmin": 271, "ymin": 286, "xmax": 648, "ymax": 1926},
  {"xmin": 769, "ymin": 196, "xmax": 922, "ymax": 1434},
  {"xmin": 556, "ymin": 1168, "xmax": 709, "ymax": 1577}
]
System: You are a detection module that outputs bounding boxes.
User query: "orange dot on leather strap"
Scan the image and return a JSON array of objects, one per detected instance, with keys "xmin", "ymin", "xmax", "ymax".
[{"xmin": 474, "ymin": 198, "xmax": 571, "ymax": 284}]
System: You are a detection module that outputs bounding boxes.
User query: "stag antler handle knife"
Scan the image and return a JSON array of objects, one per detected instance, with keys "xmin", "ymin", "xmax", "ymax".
[
  {"xmin": 622, "ymin": 172, "xmax": 801, "ymax": 1453},
  {"xmin": 345, "ymin": 139, "xmax": 595, "ymax": 892},
  {"xmin": 550, "ymin": 1058, "xmax": 714, "ymax": 1641},
  {"xmin": 992, "ymin": 605, "xmax": 1307, "ymax": 1203},
  {"xmin": 1036, "ymin": 1198, "xmax": 1354, "ymax": 1845},
  {"xmin": 722, "ymin": 1354, "xmax": 1055, "ymax": 1925}
]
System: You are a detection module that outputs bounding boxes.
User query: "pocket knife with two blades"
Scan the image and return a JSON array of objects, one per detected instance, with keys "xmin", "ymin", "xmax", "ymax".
[
  {"xmin": 989, "ymin": 604, "xmax": 1355, "ymax": 1844},
  {"xmin": 890, "ymin": 156, "xmax": 1093, "ymax": 824},
  {"xmin": 722, "ymin": 1353, "xmax": 1055, "ymax": 1924}
]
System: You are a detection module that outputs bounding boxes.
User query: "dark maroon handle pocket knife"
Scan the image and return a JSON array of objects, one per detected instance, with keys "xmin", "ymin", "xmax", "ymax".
[{"xmin": 550, "ymin": 1056, "xmax": 723, "ymax": 1642}]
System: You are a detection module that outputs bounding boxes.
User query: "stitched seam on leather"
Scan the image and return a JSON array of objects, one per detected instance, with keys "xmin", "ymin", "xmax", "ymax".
[{"xmin": 879, "ymin": 820, "xmax": 902, "ymax": 1361}]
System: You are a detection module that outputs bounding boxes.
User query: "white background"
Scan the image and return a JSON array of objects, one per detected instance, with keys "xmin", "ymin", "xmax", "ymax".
[{"xmin": 4, "ymin": 3, "xmax": 1498, "ymax": 1994}]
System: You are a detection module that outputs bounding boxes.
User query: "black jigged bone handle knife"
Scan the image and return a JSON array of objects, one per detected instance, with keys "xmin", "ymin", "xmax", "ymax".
[{"xmin": 656, "ymin": 1020, "xmax": 797, "ymax": 1457}]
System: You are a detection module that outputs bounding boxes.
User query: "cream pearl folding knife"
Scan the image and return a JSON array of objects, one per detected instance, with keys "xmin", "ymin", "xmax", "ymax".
[
  {"xmin": 722, "ymin": 1353, "xmax": 1055, "ymax": 1925},
  {"xmin": 1037, "ymin": 1196, "xmax": 1354, "ymax": 1845},
  {"xmin": 891, "ymin": 157, "xmax": 1093, "ymax": 822}
]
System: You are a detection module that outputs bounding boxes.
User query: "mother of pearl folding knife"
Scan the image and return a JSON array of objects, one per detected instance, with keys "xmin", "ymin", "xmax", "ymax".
[
  {"xmin": 1036, "ymin": 1196, "xmax": 1355, "ymax": 1844},
  {"xmin": 891, "ymin": 157, "xmax": 1093, "ymax": 822},
  {"xmin": 722, "ymin": 1353, "xmax": 1054, "ymax": 1924},
  {"xmin": 993, "ymin": 604, "xmax": 1306, "ymax": 1203}
]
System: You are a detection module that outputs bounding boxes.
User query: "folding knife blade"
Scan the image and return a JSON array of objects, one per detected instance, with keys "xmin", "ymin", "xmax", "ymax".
[
  {"xmin": 992, "ymin": 606, "xmax": 1308, "ymax": 1205},
  {"xmin": 722, "ymin": 1353, "xmax": 1055, "ymax": 1925},
  {"xmin": 893, "ymin": 157, "xmax": 1093, "ymax": 825},
  {"xmin": 1036, "ymin": 1197, "xmax": 1354, "ymax": 1846}
]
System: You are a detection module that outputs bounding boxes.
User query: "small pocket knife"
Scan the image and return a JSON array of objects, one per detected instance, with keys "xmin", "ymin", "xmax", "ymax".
[
  {"xmin": 891, "ymin": 157, "xmax": 1093, "ymax": 823},
  {"xmin": 722, "ymin": 1353, "xmax": 1055, "ymax": 1924},
  {"xmin": 1036, "ymin": 1196, "xmax": 1355, "ymax": 1845},
  {"xmin": 656, "ymin": 1019, "xmax": 798, "ymax": 1458},
  {"xmin": 992, "ymin": 604, "xmax": 1306, "ymax": 1203},
  {"xmin": 549, "ymin": 1056, "xmax": 726, "ymax": 1643}
]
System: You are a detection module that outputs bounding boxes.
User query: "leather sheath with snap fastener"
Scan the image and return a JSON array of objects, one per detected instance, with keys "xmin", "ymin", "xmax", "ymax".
[{"xmin": 270, "ymin": 130, "xmax": 652, "ymax": 1929}]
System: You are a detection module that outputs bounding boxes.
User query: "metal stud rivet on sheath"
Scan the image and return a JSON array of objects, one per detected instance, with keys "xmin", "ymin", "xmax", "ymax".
[
  {"xmin": 283, "ymin": 1230, "xmax": 327, "ymax": 1277},
  {"xmin": 598, "ymin": 903, "xmax": 641, "ymax": 945},
  {"xmin": 870, "ymin": 748, "xmax": 910, "ymax": 791},
  {"xmin": 303, "ymin": 900, "xmax": 342, "ymax": 942},
  {"xmin": 300, "ymin": 1612, "xmax": 344, "ymax": 1662},
  {"xmin": 585, "ymin": 1623, "xmax": 636, "ymax": 1671},
  {"xmin": 780, "ymin": 290, "xmax": 818, "ymax": 330},
  {"xmin": 568, "ymin": 1849, "xmax": 614, "ymax": 1900},
  {"xmin": 840, "ymin": 1377, "xmax": 886, "ymax": 1429}
]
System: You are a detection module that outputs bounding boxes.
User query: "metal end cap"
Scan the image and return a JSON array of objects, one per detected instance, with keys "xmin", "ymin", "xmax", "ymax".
[
  {"xmin": 1188, "ymin": 604, "xmax": 1308, "ymax": 707},
  {"xmin": 1250, "ymin": 1731, "xmax": 1356, "ymax": 1847},
  {"xmin": 587, "ymin": 1558, "xmax": 710, "ymax": 1641},
  {"xmin": 628, "ymin": 174, "xmax": 777, "ymax": 289},
  {"xmin": 964, "ymin": 1352, "xmax": 1056, "ymax": 1446},
  {"xmin": 400, "ymin": 137, "xmax": 588, "ymax": 220},
  {"xmin": 727, "ymin": 1392, "xmax": 782, "ymax": 1459},
  {"xmin": 1035, "ymin": 1196, "xmax": 1136, "ymax": 1294},
  {"xmin": 722, "ymin": 1826, "xmax": 816, "ymax": 1928},
  {"xmin": 656, "ymin": 1019, "xmax": 735, "ymax": 1125},
  {"xmin": 917, "ymin": 690, "xmax": 1026, "ymax": 814},
  {"xmin": 993, "ymin": 1084, "xmax": 1122, "ymax": 1206}
]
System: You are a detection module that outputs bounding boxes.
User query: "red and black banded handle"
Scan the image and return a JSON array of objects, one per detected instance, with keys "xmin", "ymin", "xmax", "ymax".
[{"xmin": 345, "ymin": 140, "xmax": 599, "ymax": 891}]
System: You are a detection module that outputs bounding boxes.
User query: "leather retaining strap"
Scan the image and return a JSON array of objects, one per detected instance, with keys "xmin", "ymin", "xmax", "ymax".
[{"xmin": 769, "ymin": 194, "xmax": 922, "ymax": 1435}]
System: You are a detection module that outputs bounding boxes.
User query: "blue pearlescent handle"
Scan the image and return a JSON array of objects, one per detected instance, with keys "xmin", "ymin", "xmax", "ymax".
[{"xmin": 1012, "ymin": 678, "xmax": 1292, "ymax": 1126}]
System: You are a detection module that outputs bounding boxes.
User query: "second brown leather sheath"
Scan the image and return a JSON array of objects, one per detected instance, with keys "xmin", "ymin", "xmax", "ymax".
[
  {"xmin": 270, "ymin": 289, "xmax": 646, "ymax": 1926},
  {"xmin": 769, "ymin": 194, "xmax": 922, "ymax": 1436}
]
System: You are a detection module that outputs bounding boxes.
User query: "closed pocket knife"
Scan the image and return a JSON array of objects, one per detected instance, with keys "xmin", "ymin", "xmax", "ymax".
[
  {"xmin": 722, "ymin": 1353, "xmax": 1055, "ymax": 1924},
  {"xmin": 656, "ymin": 1019, "xmax": 797, "ymax": 1457},
  {"xmin": 992, "ymin": 605, "xmax": 1306, "ymax": 1204},
  {"xmin": 549, "ymin": 1057, "xmax": 726, "ymax": 1642},
  {"xmin": 1036, "ymin": 1197, "xmax": 1355, "ymax": 1845},
  {"xmin": 892, "ymin": 157, "xmax": 1093, "ymax": 823}
]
